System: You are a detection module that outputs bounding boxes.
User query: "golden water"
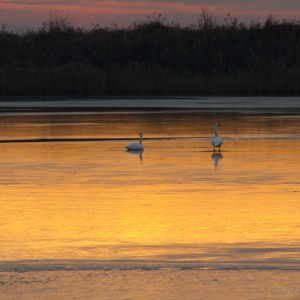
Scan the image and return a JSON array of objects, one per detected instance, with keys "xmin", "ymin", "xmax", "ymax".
[{"xmin": 0, "ymin": 112, "xmax": 299, "ymax": 266}]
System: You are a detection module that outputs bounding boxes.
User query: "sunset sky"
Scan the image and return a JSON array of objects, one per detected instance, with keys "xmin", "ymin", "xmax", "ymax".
[{"xmin": 1, "ymin": 0, "xmax": 300, "ymax": 29}]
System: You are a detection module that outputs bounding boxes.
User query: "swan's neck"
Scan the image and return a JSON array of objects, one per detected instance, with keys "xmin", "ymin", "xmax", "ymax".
[
  {"xmin": 214, "ymin": 126, "xmax": 219, "ymax": 137},
  {"xmin": 139, "ymin": 136, "xmax": 143, "ymax": 144}
]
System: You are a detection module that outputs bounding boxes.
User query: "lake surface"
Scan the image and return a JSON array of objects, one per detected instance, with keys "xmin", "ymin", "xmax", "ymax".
[{"xmin": 0, "ymin": 97, "xmax": 300, "ymax": 271}]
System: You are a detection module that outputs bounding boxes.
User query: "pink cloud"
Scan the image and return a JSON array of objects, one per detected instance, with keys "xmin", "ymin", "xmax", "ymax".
[{"xmin": 1, "ymin": 1, "xmax": 300, "ymax": 29}]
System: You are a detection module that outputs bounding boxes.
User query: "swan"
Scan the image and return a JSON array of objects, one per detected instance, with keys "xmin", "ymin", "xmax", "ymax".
[
  {"xmin": 211, "ymin": 123, "xmax": 223, "ymax": 151},
  {"xmin": 126, "ymin": 131, "xmax": 144, "ymax": 151}
]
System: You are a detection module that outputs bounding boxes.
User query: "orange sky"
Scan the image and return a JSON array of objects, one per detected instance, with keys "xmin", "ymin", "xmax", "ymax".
[{"xmin": 1, "ymin": 0, "xmax": 300, "ymax": 29}]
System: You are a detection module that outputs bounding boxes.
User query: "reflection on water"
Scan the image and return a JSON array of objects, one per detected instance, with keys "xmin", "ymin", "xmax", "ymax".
[
  {"xmin": 212, "ymin": 152, "xmax": 223, "ymax": 169},
  {"xmin": 0, "ymin": 111, "xmax": 300, "ymax": 268},
  {"xmin": 127, "ymin": 149, "xmax": 144, "ymax": 162}
]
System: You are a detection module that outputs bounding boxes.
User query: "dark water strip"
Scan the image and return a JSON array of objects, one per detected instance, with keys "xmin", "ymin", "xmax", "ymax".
[
  {"xmin": 0, "ymin": 137, "xmax": 190, "ymax": 144},
  {"xmin": 0, "ymin": 136, "xmax": 299, "ymax": 144},
  {"xmin": 1, "ymin": 97, "xmax": 300, "ymax": 116},
  {"xmin": 1, "ymin": 260, "xmax": 300, "ymax": 272}
]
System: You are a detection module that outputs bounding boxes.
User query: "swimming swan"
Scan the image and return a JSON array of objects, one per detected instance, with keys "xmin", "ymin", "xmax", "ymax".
[
  {"xmin": 211, "ymin": 123, "xmax": 223, "ymax": 151},
  {"xmin": 126, "ymin": 131, "xmax": 144, "ymax": 151}
]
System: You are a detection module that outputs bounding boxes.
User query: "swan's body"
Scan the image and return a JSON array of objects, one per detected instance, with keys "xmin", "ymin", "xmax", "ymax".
[
  {"xmin": 126, "ymin": 132, "xmax": 144, "ymax": 151},
  {"xmin": 211, "ymin": 123, "xmax": 223, "ymax": 151}
]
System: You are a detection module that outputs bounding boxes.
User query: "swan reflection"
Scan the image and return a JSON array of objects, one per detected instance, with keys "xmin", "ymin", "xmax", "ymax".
[
  {"xmin": 212, "ymin": 152, "xmax": 223, "ymax": 169},
  {"xmin": 127, "ymin": 149, "xmax": 144, "ymax": 162}
]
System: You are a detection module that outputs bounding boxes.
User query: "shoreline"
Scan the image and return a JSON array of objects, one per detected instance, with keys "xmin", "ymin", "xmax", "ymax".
[
  {"xmin": 0, "ymin": 97, "xmax": 299, "ymax": 115},
  {"xmin": 1, "ymin": 269, "xmax": 300, "ymax": 300}
]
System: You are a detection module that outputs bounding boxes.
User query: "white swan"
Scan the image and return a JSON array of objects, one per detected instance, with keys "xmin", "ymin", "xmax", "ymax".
[
  {"xmin": 211, "ymin": 123, "xmax": 223, "ymax": 151},
  {"xmin": 126, "ymin": 131, "xmax": 144, "ymax": 151}
]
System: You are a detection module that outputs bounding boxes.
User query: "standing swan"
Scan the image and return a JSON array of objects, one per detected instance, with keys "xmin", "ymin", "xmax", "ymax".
[
  {"xmin": 126, "ymin": 131, "xmax": 144, "ymax": 151},
  {"xmin": 211, "ymin": 123, "xmax": 223, "ymax": 151}
]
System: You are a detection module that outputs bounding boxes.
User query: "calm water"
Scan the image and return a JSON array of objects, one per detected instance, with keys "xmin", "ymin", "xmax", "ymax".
[{"xmin": 0, "ymin": 99, "xmax": 300, "ymax": 270}]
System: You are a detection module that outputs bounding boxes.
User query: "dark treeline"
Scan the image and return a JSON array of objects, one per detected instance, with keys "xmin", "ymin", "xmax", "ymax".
[{"xmin": 1, "ymin": 13, "xmax": 300, "ymax": 96}]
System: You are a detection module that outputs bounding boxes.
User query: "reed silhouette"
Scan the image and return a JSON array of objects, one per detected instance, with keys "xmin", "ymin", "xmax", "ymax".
[{"xmin": 1, "ymin": 13, "xmax": 300, "ymax": 96}]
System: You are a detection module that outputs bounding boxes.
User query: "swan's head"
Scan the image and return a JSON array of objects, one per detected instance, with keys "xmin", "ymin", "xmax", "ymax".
[
  {"xmin": 139, "ymin": 131, "xmax": 143, "ymax": 137},
  {"xmin": 214, "ymin": 123, "xmax": 221, "ymax": 128}
]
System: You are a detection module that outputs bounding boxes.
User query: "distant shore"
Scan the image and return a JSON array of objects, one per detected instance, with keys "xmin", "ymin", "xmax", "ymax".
[{"xmin": 1, "ymin": 15, "xmax": 300, "ymax": 96}]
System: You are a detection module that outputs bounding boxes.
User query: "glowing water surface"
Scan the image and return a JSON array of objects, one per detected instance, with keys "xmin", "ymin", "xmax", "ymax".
[{"xmin": 0, "ymin": 110, "xmax": 299, "ymax": 269}]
